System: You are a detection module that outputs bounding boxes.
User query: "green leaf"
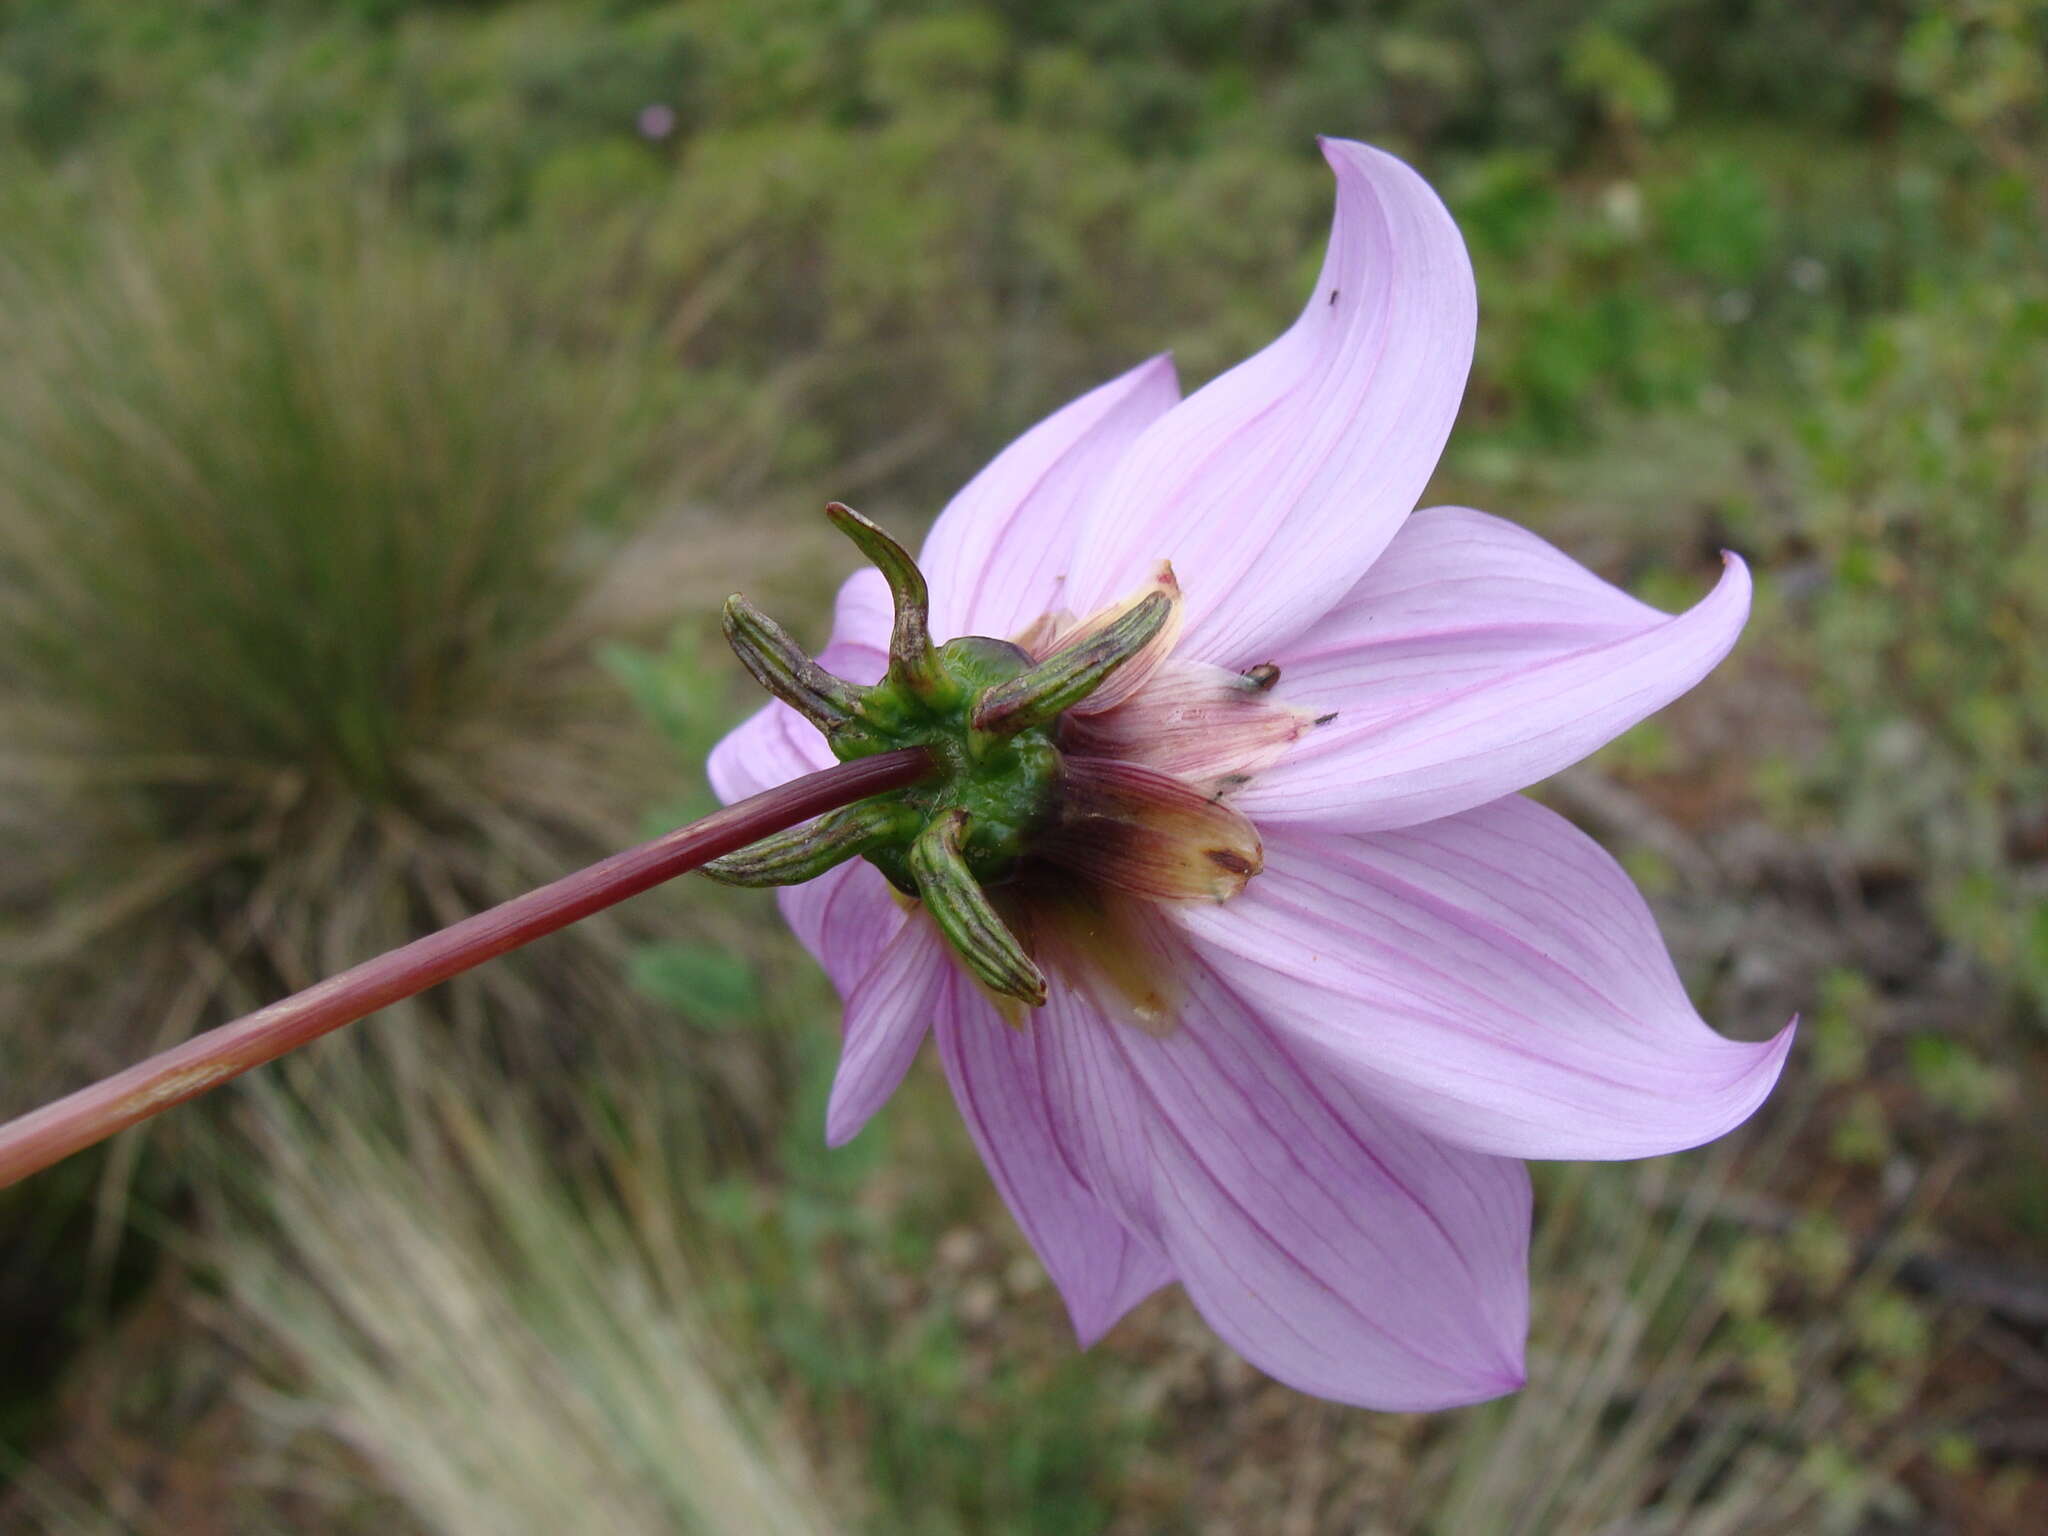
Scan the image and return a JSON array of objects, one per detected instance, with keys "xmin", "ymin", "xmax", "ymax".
[{"xmin": 626, "ymin": 943, "xmax": 760, "ymax": 1029}]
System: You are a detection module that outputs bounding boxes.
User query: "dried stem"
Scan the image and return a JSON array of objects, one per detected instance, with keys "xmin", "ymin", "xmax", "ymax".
[{"xmin": 0, "ymin": 747, "xmax": 934, "ymax": 1189}]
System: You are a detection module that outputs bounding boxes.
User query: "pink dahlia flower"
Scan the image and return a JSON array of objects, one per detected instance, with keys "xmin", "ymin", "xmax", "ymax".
[{"xmin": 707, "ymin": 138, "xmax": 1793, "ymax": 1410}]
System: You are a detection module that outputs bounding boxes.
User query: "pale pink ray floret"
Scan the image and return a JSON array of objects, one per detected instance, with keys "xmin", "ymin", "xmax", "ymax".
[{"xmin": 707, "ymin": 137, "xmax": 1793, "ymax": 1410}]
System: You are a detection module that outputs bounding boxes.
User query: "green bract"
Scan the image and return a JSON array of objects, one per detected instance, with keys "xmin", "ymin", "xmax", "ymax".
[
  {"xmin": 705, "ymin": 505, "xmax": 1171, "ymax": 1005},
  {"xmin": 837, "ymin": 634, "xmax": 1062, "ymax": 893}
]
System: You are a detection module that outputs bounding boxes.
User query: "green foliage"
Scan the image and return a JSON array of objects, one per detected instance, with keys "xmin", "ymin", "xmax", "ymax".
[
  {"xmin": 1655, "ymin": 154, "xmax": 1777, "ymax": 286},
  {"xmin": 1810, "ymin": 969, "xmax": 1877, "ymax": 1084},
  {"xmin": 1565, "ymin": 25, "xmax": 1675, "ymax": 133},
  {"xmin": 603, "ymin": 630, "xmax": 733, "ymax": 826},
  {"xmin": 1783, "ymin": 269, "xmax": 2048, "ymax": 1010},
  {"xmin": 629, "ymin": 943, "xmax": 761, "ymax": 1029},
  {"xmin": 0, "ymin": 172, "xmax": 701, "ymax": 1472},
  {"xmin": 7, "ymin": 0, "xmax": 2007, "ymax": 492}
]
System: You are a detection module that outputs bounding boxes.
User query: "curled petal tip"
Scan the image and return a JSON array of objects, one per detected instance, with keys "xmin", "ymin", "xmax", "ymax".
[
  {"xmin": 821, "ymin": 1104, "xmax": 862, "ymax": 1149},
  {"xmin": 1065, "ymin": 128, "xmax": 1475, "ymax": 663},
  {"xmin": 1190, "ymin": 804, "xmax": 1799, "ymax": 1161},
  {"xmin": 1651, "ymin": 1014, "xmax": 1795, "ymax": 1154},
  {"xmin": 1485, "ymin": 1366, "xmax": 1529, "ymax": 1400},
  {"xmin": 1136, "ymin": 350, "xmax": 1178, "ymax": 383}
]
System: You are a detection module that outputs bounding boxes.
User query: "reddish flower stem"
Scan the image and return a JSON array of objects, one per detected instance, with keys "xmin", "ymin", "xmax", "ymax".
[{"xmin": 0, "ymin": 747, "xmax": 934, "ymax": 1190}]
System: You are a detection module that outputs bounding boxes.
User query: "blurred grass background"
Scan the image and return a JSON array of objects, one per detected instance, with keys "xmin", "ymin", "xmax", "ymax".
[{"xmin": 0, "ymin": 1, "xmax": 2041, "ymax": 1531}]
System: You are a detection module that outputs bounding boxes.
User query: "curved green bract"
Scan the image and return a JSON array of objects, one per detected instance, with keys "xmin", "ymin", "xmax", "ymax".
[
  {"xmin": 832, "ymin": 634, "xmax": 1063, "ymax": 894},
  {"xmin": 715, "ymin": 507, "xmax": 1166, "ymax": 1004}
]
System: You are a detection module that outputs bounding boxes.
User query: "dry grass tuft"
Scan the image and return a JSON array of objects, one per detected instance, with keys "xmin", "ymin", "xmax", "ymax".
[
  {"xmin": 206, "ymin": 1064, "xmax": 837, "ymax": 1536},
  {"xmin": 0, "ymin": 178, "xmax": 680, "ymax": 1117}
]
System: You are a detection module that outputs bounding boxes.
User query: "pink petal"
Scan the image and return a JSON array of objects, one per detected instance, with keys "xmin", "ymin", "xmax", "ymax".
[
  {"xmin": 920, "ymin": 355, "xmax": 1180, "ymax": 645},
  {"xmin": 1059, "ymin": 658, "xmax": 1311, "ymax": 795},
  {"xmin": 704, "ymin": 695, "xmax": 829, "ymax": 805},
  {"xmin": 825, "ymin": 564, "xmax": 896, "ymax": 666},
  {"xmin": 777, "ymin": 858, "xmax": 906, "ymax": 1002},
  {"xmin": 1240, "ymin": 527, "xmax": 1752, "ymax": 832},
  {"xmin": 1269, "ymin": 505, "xmax": 1661, "ymax": 723},
  {"xmin": 704, "ymin": 567, "xmax": 892, "ymax": 804},
  {"xmin": 1236, "ymin": 540, "xmax": 1753, "ymax": 835},
  {"xmin": 825, "ymin": 914, "xmax": 951, "ymax": 1146},
  {"xmin": 1181, "ymin": 797, "xmax": 1794, "ymax": 1160},
  {"xmin": 934, "ymin": 972, "xmax": 1172, "ymax": 1346},
  {"xmin": 1074, "ymin": 957, "xmax": 1531, "ymax": 1409},
  {"xmin": 1064, "ymin": 139, "xmax": 1476, "ymax": 669},
  {"xmin": 1029, "ymin": 973, "xmax": 1165, "ymax": 1240},
  {"xmin": 956, "ymin": 928, "xmax": 1527, "ymax": 1404},
  {"xmin": 704, "ymin": 692, "xmax": 831, "ymax": 806}
]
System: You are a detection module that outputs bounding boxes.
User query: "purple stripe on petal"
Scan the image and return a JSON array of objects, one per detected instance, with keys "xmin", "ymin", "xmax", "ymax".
[
  {"xmin": 1031, "ymin": 975, "xmax": 1164, "ymax": 1241},
  {"xmin": 921, "ymin": 355, "xmax": 1180, "ymax": 645},
  {"xmin": 949, "ymin": 918, "xmax": 1528, "ymax": 1405},
  {"xmin": 704, "ymin": 694, "xmax": 830, "ymax": 805},
  {"xmin": 825, "ymin": 914, "xmax": 951, "ymax": 1146},
  {"xmin": 777, "ymin": 859, "xmax": 905, "ymax": 1003},
  {"xmin": 1181, "ymin": 796, "xmax": 1794, "ymax": 1160},
  {"xmin": 1241, "ymin": 535, "xmax": 1752, "ymax": 832},
  {"xmin": 1105, "ymin": 958, "xmax": 1530, "ymax": 1410},
  {"xmin": 1270, "ymin": 505, "xmax": 1660, "ymax": 724},
  {"xmin": 934, "ymin": 973, "xmax": 1172, "ymax": 1347},
  {"xmin": 1064, "ymin": 139, "xmax": 1476, "ymax": 669}
]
